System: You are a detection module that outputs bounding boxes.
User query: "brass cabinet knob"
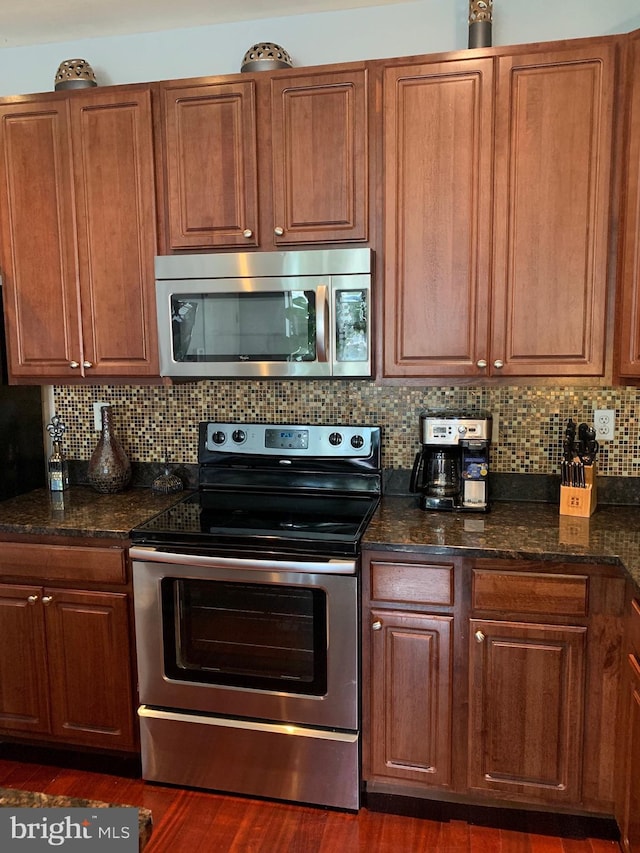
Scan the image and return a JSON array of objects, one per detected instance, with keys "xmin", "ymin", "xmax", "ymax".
[
  {"xmin": 474, "ymin": 630, "xmax": 485, "ymax": 643},
  {"xmin": 274, "ymin": 226, "xmax": 284, "ymax": 236},
  {"xmin": 476, "ymin": 359, "xmax": 487, "ymax": 369},
  {"xmin": 493, "ymin": 359, "xmax": 504, "ymax": 369},
  {"xmin": 27, "ymin": 595, "xmax": 38, "ymax": 605},
  {"xmin": 243, "ymin": 229, "xmax": 253, "ymax": 238},
  {"xmin": 41, "ymin": 595, "xmax": 53, "ymax": 606},
  {"xmin": 372, "ymin": 620, "xmax": 383, "ymax": 631}
]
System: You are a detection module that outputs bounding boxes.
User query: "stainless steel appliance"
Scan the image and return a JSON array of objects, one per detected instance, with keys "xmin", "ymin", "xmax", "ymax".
[
  {"xmin": 154, "ymin": 249, "xmax": 372, "ymax": 378},
  {"xmin": 410, "ymin": 410, "xmax": 492, "ymax": 511},
  {"xmin": 130, "ymin": 421, "xmax": 381, "ymax": 810}
]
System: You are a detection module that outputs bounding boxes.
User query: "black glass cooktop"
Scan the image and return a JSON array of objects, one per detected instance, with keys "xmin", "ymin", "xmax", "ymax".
[{"xmin": 130, "ymin": 490, "xmax": 380, "ymax": 558}]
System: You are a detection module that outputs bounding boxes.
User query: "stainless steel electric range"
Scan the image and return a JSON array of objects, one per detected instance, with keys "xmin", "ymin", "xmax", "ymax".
[{"xmin": 130, "ymin": 421, "xmax": 381, "ymax": 811}]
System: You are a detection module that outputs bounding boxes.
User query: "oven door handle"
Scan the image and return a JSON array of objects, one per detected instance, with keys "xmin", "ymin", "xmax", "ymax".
[{"xmin": 129, "ymin": 546, "xmax": 357, "ymax": 575}]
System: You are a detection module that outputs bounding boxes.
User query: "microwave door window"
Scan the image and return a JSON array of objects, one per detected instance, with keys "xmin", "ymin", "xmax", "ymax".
[
  {"xmin": 170, "ymin": 291, "xmax": 317, "ymax": 362},
  {"xmin": 335, "ymin": 290, "xmax": 368, "ymax": 362}
]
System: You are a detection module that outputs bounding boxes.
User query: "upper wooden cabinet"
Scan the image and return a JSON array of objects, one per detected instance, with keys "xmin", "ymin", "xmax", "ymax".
[
  {"xmin": 0, "ymin": 85, "xmax": 159, "ymax": 382},
  {"xmin": 158, "ymin": 78, "xmax": 259, "ymax": 249},
  {"xmin": 617, "ymin": 31, "xmax": 640, "ymax": 379},
  {"xmin": 269, "ymin": 69, "xmax": 368, "ymax": 245},
  {"xmin": 382, "ymin": 57, "xmax": 493, "ymax": 379},
  {"xmin": 383, "ymin": 41, "xmax": 616, "ymax": 379},
  {"xmin": 157, "ymin": 67, "xmax": 368, "ymax": 251}
]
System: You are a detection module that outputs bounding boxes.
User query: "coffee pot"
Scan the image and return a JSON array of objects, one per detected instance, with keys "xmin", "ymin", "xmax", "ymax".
[
  {"xmin": 410, "ymin": 410, "xmax": 492, "ymax": 512},
  {"xmin": 426, "ymin": 449, "xmax": 461, "ymax": 498}
]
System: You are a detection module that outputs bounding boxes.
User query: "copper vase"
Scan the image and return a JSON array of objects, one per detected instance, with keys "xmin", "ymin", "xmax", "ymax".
[{"xmin": 87, "ymin": 406, "xmax": 131, "ymax": 494}]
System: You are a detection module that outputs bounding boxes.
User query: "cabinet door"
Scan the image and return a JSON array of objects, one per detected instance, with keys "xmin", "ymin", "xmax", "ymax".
[
  {"xmin": 382, "ymin": 59, "xmax": 493, "ymax": 377},
  {"xmin": 491, "ymin": 44, "xmax": 615, "ymax": 377},
  {"xmin": 617, "ymin": 32, "xmax": 640, "ymax": 378},
  {"xmin": 0, "ymin": 584, "xmax": 50, "ymax": 734},
  {"xmin": 367, "ymin": 609, "xmax": 453, "ymax": 788},
  {"xmin": 70, "ymin": 86, "xmax": 159, "ymax": 378},
  {"xmin": 45, "ymin": 588, "xmax": 136, "ymax": 750},
  {"xmin": 468, "ymin": 619, "xmax": 586, "ymax": 805},
  {"xmin": 160, "ymin": 79, "xmax": 259, "ymax": 249},
  {"xmin": 271, "ymin": 69, "xmax": 368, "ymax": 244},
  {"xmin": 624, "ymin": 654, "xmax": 640, "ymax": 852},
  {"xmin": 0, "ymin": 99, "xmax": 83, "ymax": 380}
]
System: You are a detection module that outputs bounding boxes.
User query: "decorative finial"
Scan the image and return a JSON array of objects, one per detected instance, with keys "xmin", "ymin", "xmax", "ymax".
[
  {"xmin": 468, "ymin": 0, "xmax": 493, "ymax": 48},
  {"xmin": 54, "ymin": 58, "xmax": 97, "ymax": 91},
  {"xmin": 46, "ymin": 414, "xmax": 66, "ymax": 444}
]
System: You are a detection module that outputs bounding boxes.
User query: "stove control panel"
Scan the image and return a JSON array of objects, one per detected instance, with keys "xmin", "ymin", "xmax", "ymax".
[{"xmin": 203, "ymin": 422, "xmax": 379, "ymax": 458}]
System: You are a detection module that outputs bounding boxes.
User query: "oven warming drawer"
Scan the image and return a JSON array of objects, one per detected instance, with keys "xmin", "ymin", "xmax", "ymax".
[{"xmin": 138, "ymin": 706, "xmax": 360, "ymax": 810}]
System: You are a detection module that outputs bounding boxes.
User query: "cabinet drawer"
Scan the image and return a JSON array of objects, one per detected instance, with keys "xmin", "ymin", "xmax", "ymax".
[
  {"xmin": 370, "ymin": 560, "xmax": 454, "ymax": 606},
  {"xmin": 629, "ymin": 598, "xmax": 640, "ymax": 656},
  {"xmin": 472, "ymin": 570, "xmax": 588, "ymax": 616},
  {"xmin": 0, "ymin": 543, "xmax": 126, "ymax": 584}
]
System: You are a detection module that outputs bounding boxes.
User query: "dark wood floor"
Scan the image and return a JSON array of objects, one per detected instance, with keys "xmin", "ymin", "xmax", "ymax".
[{"xmin": 0, "ymin": 746, "xmax": 622, "ymax": 852}]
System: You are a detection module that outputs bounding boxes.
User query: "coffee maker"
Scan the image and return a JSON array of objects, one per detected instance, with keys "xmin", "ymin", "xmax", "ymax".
[{"xmin": 410, "ymin": 410, "xmax": 492, "ymax": 511}]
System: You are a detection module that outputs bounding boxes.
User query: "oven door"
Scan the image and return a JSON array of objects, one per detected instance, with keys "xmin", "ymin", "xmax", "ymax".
[{"xmin": 131, "ymin": 549, "xmax": 359, "ymax": 731}]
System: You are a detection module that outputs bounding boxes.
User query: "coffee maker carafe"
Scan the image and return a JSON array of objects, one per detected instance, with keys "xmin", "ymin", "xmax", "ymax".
[{"xmin": 410, "ymin": 410, "xmax": 492, "ymax": 511}]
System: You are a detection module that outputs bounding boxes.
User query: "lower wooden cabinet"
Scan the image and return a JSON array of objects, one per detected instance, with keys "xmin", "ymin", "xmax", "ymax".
[
  {"xmin": 362, "ymin": 550, "xmax": 624, "ymax": 816},
  {"xmin": 0, "ymin": 540, "xmax": 137, "ymax": 752},
  {"xmin": 362, "ymin": 552, "xmax": 461, "ymax": 794},
  {"xmin": 0, "ymin": 583, "xmax": 50, "ymax": 735},
  {"xmin": 468, "ymin": 618, "xmax": 586, "ymax": 804},
  {"xmin": 0, "ymin": 583, "xmax": 135, "ymax": 750},
  {"xmin": 368, "ymin": 609, "xmax": 453, "ymax": 788},
  {"xmin": 617, "ymin": 597, "xmax": 640, "ymax": 852}
]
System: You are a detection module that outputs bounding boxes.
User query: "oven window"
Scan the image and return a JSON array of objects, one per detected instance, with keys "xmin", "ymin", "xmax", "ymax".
[{"xmin": 161, "ymin": 578, "xmax": 328, "ymax": 695}]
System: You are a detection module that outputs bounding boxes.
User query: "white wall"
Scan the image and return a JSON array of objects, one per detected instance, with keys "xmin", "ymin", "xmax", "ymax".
[{"xmin": 0, "ymin": 0, "xmax": 638, "ymax": 97}]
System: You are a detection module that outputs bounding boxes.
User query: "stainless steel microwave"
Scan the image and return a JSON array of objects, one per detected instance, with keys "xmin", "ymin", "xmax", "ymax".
[{"xmin": 155, "ymin": 249, "xmax": 372, "ymax": 379}]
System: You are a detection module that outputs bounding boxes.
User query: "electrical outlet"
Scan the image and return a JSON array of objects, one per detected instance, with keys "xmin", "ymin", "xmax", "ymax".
[
  {"xmin": 93, "ymin": 401, "xmax": 108, "ymax": 430},
  {"xmin": 594, "ymin": 409, "xmax": 615, "ymax": 441}
]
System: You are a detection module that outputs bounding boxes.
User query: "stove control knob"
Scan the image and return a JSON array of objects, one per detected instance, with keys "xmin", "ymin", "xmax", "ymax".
[
  {"xmin": 458, "ymin": 425, "xmax": 467, "ymax": 435},
  {"xmin": 329, "ymin": 432, "xmax": 342, "ymax": 446},
  {"xmin": 232, "ymin": 429, "xmax": 247, "ymax": 444},
  {"xmin": 211, "ymin": 431, "xmax": 226, "ymax": 445},
  {"xmin": 351, "ymin": 434, "xmax": 365, "ymax": 449}
]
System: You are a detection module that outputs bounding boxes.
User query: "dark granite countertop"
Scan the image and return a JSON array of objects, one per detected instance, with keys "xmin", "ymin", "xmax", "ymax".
[
  {"xmin": 2, "ymin": 488, "xmax": 640, "ymax": 590},
  {"xmin": 364, "ymin": 497, "xmax": 640, "ymax": 588},
  {"xmin": 0, "ymin": 486, "xmax": 189, "ymax": 540}
]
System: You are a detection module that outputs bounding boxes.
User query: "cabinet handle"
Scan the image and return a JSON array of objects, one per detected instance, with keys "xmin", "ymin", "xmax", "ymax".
[
  {"xmin": 493, "ymin": 359, "xmax": 504, "ymax": 369},
  {"xmin": 372, "ymin": 620, "xmax": 383, "ymax": 631},
  {"xmin": 41, "ymin": 595, "xmax": 53, "ymax": 606},
  {"xmin": 27, "ymin": 594, "xmax": 38, "ymax": 605},
  {"xmin": 242, "ymin": 229, "xmax": 253, "ymax": 239},
  {"xmin": 476, "ymin": 359, "xmax": 487, "ymax": 369},
  {"xmin": 83, "ymin": 361, "xmax": 93, "ymax": 369},
  {"xmin": 474, "ymin": 630, "xmax": 485, "ymax": 643},
  {"xmin": 69, "ymin": 361, "xmax": 80, "ymax": 369},
  {"xmin": 274, "ymin": 226, "xmax": 284, "ymax": 236}
]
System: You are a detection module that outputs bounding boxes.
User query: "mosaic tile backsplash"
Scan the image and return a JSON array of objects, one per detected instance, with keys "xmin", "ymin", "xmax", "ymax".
[{"xmin": 51, "ymin": 381, "xmax": 640, "ymax": 479}]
